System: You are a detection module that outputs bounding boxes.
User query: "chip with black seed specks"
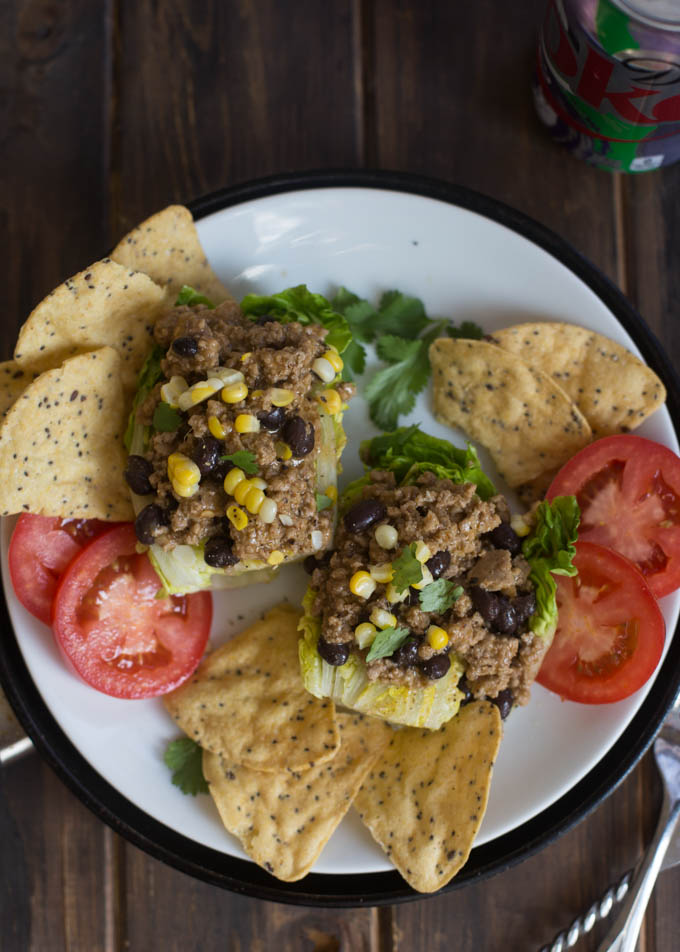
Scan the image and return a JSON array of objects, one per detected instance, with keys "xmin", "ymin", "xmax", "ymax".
[
  {"xmin": 354, "ymin": 700, "xmax": 502, "ymax": 893},
  {"xmin": 111, "ymin": 205, "xmax": 234, "ymax": 307},
  {"xmin": 163, "ymin": 604, "xmax": 340, "ymax": 773},
  {"xmin": 0, "ymin": 347, "xmax": 134, "ymax": 521},
  {"xmin": 203, "ymin": 711, "xmax": 392, "ymax": 881},
  {"xmin": 13, "ymin": 258, "xmax": 165, "ymax": 398}
]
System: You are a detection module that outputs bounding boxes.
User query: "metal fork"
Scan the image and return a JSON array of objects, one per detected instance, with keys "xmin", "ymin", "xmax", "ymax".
[{"xmin": 594, "ymin": 694, "xmax": 680, "ymax": 952}]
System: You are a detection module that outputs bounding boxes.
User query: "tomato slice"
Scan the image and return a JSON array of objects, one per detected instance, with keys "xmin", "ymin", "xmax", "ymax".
[
  {"xmin": 537, "ymin": 541, "xmax": 665, "ymax": 703},
  {"xmin": 52, "ymin": 524, "xmax": 212, "ymax": 698},
  {"xmin": 8, "ymin": 514, "xmax": 115, "ymax": 625},
  {"xmin": 547, "ymin": 434, "xmax": 680, "ymax": 597}
]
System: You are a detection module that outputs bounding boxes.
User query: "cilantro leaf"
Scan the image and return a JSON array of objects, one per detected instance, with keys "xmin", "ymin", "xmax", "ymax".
[
  {"xmin": 372, "ymin": 290, "xmax": 431, "ymax": 339},
  {"xmin": 175, "ymin": 285, "xmax": 215, "ymax": 308},
  {"xmin": 340, "ymin": 338, "xmax": 366, "ymax": 380},
  {"xmin": 447, "ymin": 320, "xmax": 484, "ymax": 340},
  {"xmin": 316, "ymin": 492, "xmax": 333, "ymax": 511},
  {"xmin": 365, "ymin": 626, "xmax": 411, "ymax": 662},
  {"xmin": 391, "ymin": 543, "xmax": 423, "ymax": 593},
  {"xmin": 365, "ymin": 336, "xmax": 431, "ymax": 430},
  {"xmin": 164, "ymin": 738, "xmax": 209, "ymax": 796},
  {"xmin": 220, "ymin": 450, "xmax": 258, "ymax": 475},
  {"xmin": 332, "ymin": 288, "xmax": 376, "ymax": 343},
  {"xmin": 419, "ymin": 579, "xmax": 463, "ymax": 613},
  {"xmin": 152, "ymin": 402, "xmax": 182, "ymax": 432}
]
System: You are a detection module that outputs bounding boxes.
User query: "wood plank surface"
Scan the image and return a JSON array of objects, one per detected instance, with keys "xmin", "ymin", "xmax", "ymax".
[{"xmin": 2, "ymin": 0, "xmax": 679, "ymax": 949}]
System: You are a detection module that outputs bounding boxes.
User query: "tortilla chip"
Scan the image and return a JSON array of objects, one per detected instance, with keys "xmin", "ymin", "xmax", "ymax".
[
  {"xmin": 163, "ymin": 604, "xmax": 340, "ymax": 772},
  {"xmin": 13, "ymin": 259, "xmax": 164, "ymax": 397},
  {"xmin": 488, "ymin": 322, "xmax": 666, "ymax": 438},
  {"xmin": 429, "ymin": 337, "xmax": 592, "ymax": 490},
  {"xmin": 203, "ymin": 712, "xmax": 392, "ymax": 881},
  {"xmin": 111, "ymin": 205, "xmax": 233, "ymax": 306},
  {"xmin": 0, "ymin": 361, "xmax": 40, "ymax": 419},
  {"xmin": 0, "ymin": 347, "xmax": 134, "ymax": 521},
  {"xmin": 354, "ymin": 701, "xmax": 502, "ymax": 893}
]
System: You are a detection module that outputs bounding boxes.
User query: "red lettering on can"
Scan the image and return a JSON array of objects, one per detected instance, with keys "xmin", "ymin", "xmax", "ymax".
[
  {"xmin": 577, "ymin": 46, "xmax": 657, "ymax": 125},
  {"xmin": 653, "ymin": 94, "xmax": 680, "ymax": 123}
]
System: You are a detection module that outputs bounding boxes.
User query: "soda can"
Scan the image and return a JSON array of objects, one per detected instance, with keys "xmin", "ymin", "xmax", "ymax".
[{"xmin": 533, "ymin": 0, "xmax": 680, "ymax": 172}]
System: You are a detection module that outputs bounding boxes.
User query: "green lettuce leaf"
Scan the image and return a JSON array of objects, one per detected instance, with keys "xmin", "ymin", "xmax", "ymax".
[
  {"xmin": 175, "ymin": 285, "xmax": 215, "ymax": 308},
  {"xmin": 522, "ymin": 495, "xmax": 580, "ymax": 640},
  {"xmin": 240, "ymin": 285, "xmax": 352, "ymax": 354},
  {"xmin": 360, "ymin": 426, "xmax": 496, "ymax": 500},
  {"xmin": 123, "ymin": 343, "xmax": 165, "ymax": 451}
]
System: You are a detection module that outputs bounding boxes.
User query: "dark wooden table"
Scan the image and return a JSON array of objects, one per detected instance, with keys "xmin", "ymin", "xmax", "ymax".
[{"xmin": 2, "ymin": 1, "xmax": 679, "ymax": 949}]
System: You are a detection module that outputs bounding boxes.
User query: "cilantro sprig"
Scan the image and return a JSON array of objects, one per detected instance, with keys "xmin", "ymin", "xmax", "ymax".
[
  {"xmin": 332, "ymin": 288, "xmax": 483, "ymax": 430},
  {"xmin": 315, "ymin": 492, "xmax": 333, "ymax": 512},
  {"xmin": 391, "ymin": 543, "xmax": 423, "ymax": 593},
  {"xmin": 164, "ymin": 738, "xmax": 208, "ymax": 796},
  {"xmin": 220, "ymin": 450, "xmax": 259, "ymax": 475},
  {"xmin": 365, "ymin": 626, "xmax": 411, "ymax": 662},
  {"xmin": 153, "ymin": 402, "xmax": 182, "ymax": 433},
  {"xmin": 419, "ymin": 579, "xmax": 463, "ymax": 613}
]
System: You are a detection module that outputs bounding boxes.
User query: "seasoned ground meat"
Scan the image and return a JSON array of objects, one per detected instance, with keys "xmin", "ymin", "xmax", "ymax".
[
  {"xmin": 309, "ymin": 470, "xmax": 539, "ymax": 704},
  {"xmin": 128, "ymin": 301, "xmax": 350, "ymax": 564}
]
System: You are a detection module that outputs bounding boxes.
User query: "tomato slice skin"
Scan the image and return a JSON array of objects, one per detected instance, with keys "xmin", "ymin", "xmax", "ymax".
[
  {"xmin": 52, "ymin": 524, "xmax": 212, "ymax": 699},
  {"xmin": 547, "ymin": 434, "xmax": 680, "ymax": 597},
  {"xmin": 8, "ymin": 514, "xmax": 114, "ymax": 625},
  {"xmin": 537, "ymin": 541, "xmax": 665, "ymax": 704}
]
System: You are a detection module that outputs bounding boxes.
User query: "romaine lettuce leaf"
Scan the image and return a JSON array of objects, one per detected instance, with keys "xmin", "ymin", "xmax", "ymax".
[
  {"xmin": 240, "ymin": 285, "xmax": 352, "ymax": 354},
  {"xmin": 522, "ymin": 495, "xmax": 580, "ymax": 640},
  {"xmin": 123, "ymin": 344, "xmax": 165, "ymax": 451},
  {"xmin": 360, "ymin": 426, "xmax": 496, "ymax": 500}
]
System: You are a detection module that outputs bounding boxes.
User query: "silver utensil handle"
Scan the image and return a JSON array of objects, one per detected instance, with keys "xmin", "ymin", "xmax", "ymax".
[
  {"xmin": 596, "ymin": 788, "xmax": 680, "ymax": 952},
  {"xmin": 539, "ymin": 871, "xmax": 632, "ymax": 952},
  {"xmin": 0, "ymin": 734, "xmax": 33, "ymax": 765}
]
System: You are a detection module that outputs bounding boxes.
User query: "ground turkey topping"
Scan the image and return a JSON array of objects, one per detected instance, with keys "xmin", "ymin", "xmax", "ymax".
[
  {"xmin": 307, "ymin": 470, "xmax": 539, "ymax": 709},
  {"xmin": 127, "ymin": 301, "xmax": 352, "ymax": 565}
]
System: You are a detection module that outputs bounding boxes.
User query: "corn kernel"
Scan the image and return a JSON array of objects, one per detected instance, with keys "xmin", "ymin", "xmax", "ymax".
[
  {"xmin": 354, "ymin": 622, "xmax": 377, "ymax": 649},
  {"xmin": 250, "ymin": 477, "xmax": 267, "ymax": 490},
  {"xmin": 375, "ymin": 524, "xmax": 399, "ymax": 549},
  {"xmin": 385, "ymin": 582, "xmax": 409, "ymax": 604},
  {"xmin": 311, "ymin": 530, "xmax": 324, "ymax": 550},
  {"xmin": 244, "ymin": 487, "xmax": 265, "ymax": 514},
  {"xmin": 167, "ymin": 453, "xmax": 199, "ymax": 486},
  {"xmin": 234, "ymin": 413, "xmax": 260, "ymax": 434},
  {"xmin": 324, "ymin": 485, "xmax": 338, "ymax": 503},
  {"xmin": 251, "ymin": 389, "xmax": 264, "ymax": 399},
  {"xmin": 267, "ymin": 550, "xmax": 285, "ymax": 566},
  {"xmin": 510, "ymin": 513, "xmax": 532, "ymax": 537},
  {"xmin": 323, "ymin": 349, "xmax": 344, "ymax": 373},
  {"xmin": 177, "ymin": 378, "xmax": 222, "ymax": 410},
  {"xmin": 172, "ymin": 481, "xmax": 199, "ymax": 499},
  {"xmin": 221, "ymin": 381, "xmax": 249, "ymax": 404},
  {"xmin": 370, "ymin": 608, "xmax": 397, "ymax": 630},
  {"xmin": 211, "ymin": 367, "xmax": 245, "ymax": 387},
  {"xmin": 208, "ymin": 414, "xmax": 227, "ymax": 439},
  {"xmin": 312, "ymin": 356, "xmax": 336, "ymax": 383},
  {"xmin": 412, "ymin": 564, "xmax": 434, "ymax": 591},
  {"xmin": 223, "ymin": 467, "xmax": 246, "ymax": 495},
  {"xmin": 270, "ymin": 388, "xmax": 295, "ymax": 407},
  {"xmin": 226, "ymin": 505, "xmax": 248, "ymax": 530},
  {"xmin": 317, "ymin": 388, "xmax": 342, "ymax": 415},
  {"xmin": 240, "ymin": 352, "xmax": 251, "ymax": 362},
  {"xmin": 349, "ymin": 570, "xmax": 376, "ymax": 600},
  {"xmin": 160, "ymin": 375, "xmax": 188, "ymax": 408},
  {"xmin": 233, "ymin": 478, "xmax": 254, "ymax": 505},
  {"xmin": 258, "ymin": 498, "xmax": 278, "ymax": 524},
  {"xmin": 414, "ymin": 540, "xmax": 432, "ymax": 564},
  {"xmin": 275, "ymin": 441, "xmax": 292, "ymax": 461},
  {"xmin": 427, "ymin": 626, "xmax": 449, "ymax": 651},
  {"xmin": 369, "ymin": 562, "xmax": 394, "ymax": 584}
]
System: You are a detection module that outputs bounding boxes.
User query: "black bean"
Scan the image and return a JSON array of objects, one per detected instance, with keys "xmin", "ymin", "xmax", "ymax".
[
  {"xmin": 134, "ymin": 504, "xmax": 168, "ymax": 545},
  {"xmin": 124, "ymin": 455, "xmax": 154, "ymax": 496},
  {"xmin": 204, "ymin": 536, "xmax": 238, "ymax": 568},
  {"xmin": 419, "ymin": 653, "xmax": 451, "ymax": 680},
  {"xmin": 393, "ymin": 637, "xmax": 421, "ymax": 668},
  {"xmin": 343, "ymin": 498, "xmax": 387, "ymax": 533},
  {"xmin": 303, "ymin": 551, "xmax": 332, "ymax": 575},
  {"xmin": 470, "ymin": 586, "xmax": 501, "ymax": 626},
  {"xmin": 283, "ymin": 415, "xmax": 315, "ymax": 456},
  {"xmin": 255, "ymin": 314, "xmax": 278, "ymax": 325},
  {"xmin": 513, "ymin": 592, "xmax": 537, "ymax": 627},
  {"xmin": 258, "ymin": 406, "xmax": 286, "ymax": 433},
  {"xmin": 426, "ymin": 550, "xmax": 451, "ymax": 580},
  {"xmin": 191, "ymin": 436, "xmax": 221, "ymax": 475},
  {"xmin": 492, "ymin": 596, "xmax": 518, "ymax": 636},
  {"xmin": 491, "ymin": 688, "xmax": 514, "ymax": 720},
  {"xmin": 210, "ymin": 458, "xmax": 234, "ymax": 482},
  {"xmin": 406, "ymin": 587, "xmax": 421, "ymax": 606},
  {"xmin": 318, "ymin": 638, "xmax": 350, "ymax": 666},
  {"xmin": 485, "ymin": 523, "xmax": 522, "ymax": 555},
  {"xmin": 171, "ymin": 336, "xmax": 198, "ymax": 357},
  {"xmin": 458, "ymin": 675, "xmax": 474, "ymax": 704}
]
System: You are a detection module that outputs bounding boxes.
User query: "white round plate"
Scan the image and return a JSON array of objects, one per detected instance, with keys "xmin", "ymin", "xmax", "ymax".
[{"xmin": 2, "ymin": 171, "xmax": 680, "ymax": 903}]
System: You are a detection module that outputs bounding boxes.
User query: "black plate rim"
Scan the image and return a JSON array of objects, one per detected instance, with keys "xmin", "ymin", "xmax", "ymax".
[{"xmin": 2, "ymin": 167, "xmax": 680, "ymax": 907}]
